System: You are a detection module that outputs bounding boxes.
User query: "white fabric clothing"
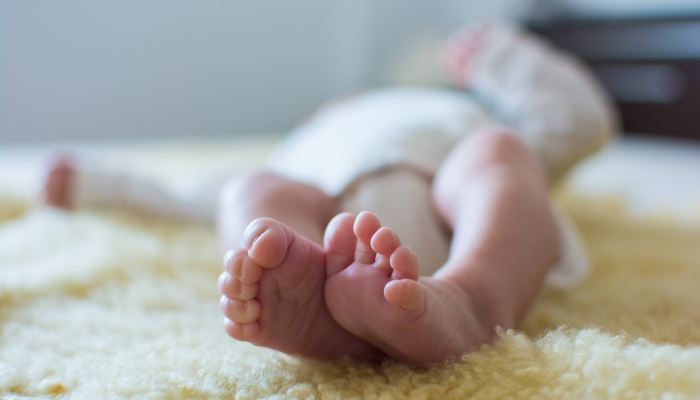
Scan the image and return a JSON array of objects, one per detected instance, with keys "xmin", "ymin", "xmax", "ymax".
[
  {"xmin": 266, "ymin": 87, "xmax": 494, "ymax": 197},
  {"xmin": 465, "ymin": 23, "xmax": 618, "ymax": 183},
  {"xmin": 73, "ymin": 168, "xmax": 224, "ymax": 221},
  {"xmin": 267, "ymin": 23, "xmax": 617, "ymax": 191}
]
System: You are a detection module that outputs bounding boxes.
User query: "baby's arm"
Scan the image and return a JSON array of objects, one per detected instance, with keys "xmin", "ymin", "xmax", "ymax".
[
  {"xmin": 44, "ymin": 157, "xmax": 218, "ymax": 221},
  {"xmin": 444, "ymin": 23, "xmax": 619, "ymax": 182}
]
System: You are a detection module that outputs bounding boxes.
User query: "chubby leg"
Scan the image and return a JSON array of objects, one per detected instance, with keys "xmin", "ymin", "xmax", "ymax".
[
  {"xmin": 324, "ymin": 127, "xmax": 560, "ymax": 364},
  {"xmin": 217, "ymin": 171, "xmax": 379, "ymax": 359},
  {"xmin": 216, "ymin": 171, "xmax": 338, "ymax": 249},
  {"xmin": 431, "ymin": 127, "xmax": 560, "ymax": 330}
]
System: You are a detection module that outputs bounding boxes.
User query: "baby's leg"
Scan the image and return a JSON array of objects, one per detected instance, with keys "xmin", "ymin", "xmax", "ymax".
[
  {"xmin": 323, "ymin": 127, "xmax": 558, "ymax": 364},
  {"xmin": 216, "ymin": 171, "xmax": 337, "ymax": 248},
  {"xmin": 431, "ymin": 127, "xmax": 559, "ymax": 329},
  {"xmin": 217, "ymin": 171, "xmax": 378, "ymax": 359}
]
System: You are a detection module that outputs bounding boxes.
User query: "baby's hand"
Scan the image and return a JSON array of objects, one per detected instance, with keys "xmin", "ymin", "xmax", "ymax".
[{"xmin": 43, "ymin": 156, "xmax": 76, "ymax": 209}]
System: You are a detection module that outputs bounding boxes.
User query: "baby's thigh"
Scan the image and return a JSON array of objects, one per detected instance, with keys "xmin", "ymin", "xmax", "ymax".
[{"xmin": 338, "ymin": 168, "xmax": 451, "ymax": 276}]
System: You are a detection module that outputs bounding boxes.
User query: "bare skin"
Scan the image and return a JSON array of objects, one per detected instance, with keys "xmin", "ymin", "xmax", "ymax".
[
  {"xmin": 218, "ymin": 216, "xmax": 380, "ymax": 359},
  {"xmin": 324, "ymin": 129, "xmax": 560, "ymax": 364},
  {"xmin": 324, "ymin": 211, "xmax": 490, "ymax": 364},
  {"xmin": 217, "ymin": 172, "xmax": 380, "ymax": 359},
  {"xmin": 217, "ymin": 127, "xmax": 560, "ymax": 365}
]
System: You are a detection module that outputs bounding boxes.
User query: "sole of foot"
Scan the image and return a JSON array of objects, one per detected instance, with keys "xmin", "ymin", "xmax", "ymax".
[
  {"xmin": 219, "ymin": 217, "xmax": 378, "ymax": 360},
  {"xmin": 324, "ymin": 211, "xmax": 492, "ymax": 365}
]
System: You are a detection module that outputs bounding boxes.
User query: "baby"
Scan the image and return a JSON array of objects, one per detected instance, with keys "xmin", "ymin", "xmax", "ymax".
[{"xmin": 45, "ymin": 23, "xmax": 617, "ymax": 365}]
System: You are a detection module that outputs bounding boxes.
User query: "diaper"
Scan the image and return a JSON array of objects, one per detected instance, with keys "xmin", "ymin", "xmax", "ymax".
[{"xmin": 267, "ymin": 87, "xmax": 589, "ymax": 288}]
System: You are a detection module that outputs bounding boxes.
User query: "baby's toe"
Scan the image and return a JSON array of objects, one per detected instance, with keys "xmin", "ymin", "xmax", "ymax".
[
  {"xmin": 219, "ymin": 272, "xmax": 260, "ymax": 301},
  {"xmin": 370, "ymin": 227, "xmax": 401, "ymax": 257},
  {"xmin": 224, "ymin": 319, "xmax": 261, "ymax": 341},
  {"xmin": 384, "ymin": 279, "xmax": 424, "ymax": 312},
  {"xmin": 324, "ymin": 213, "xmax": 358, "ymax": 276},
  {"xmin": 220, "ymin": 296, "xmax": 261, "ymax": 324},
  {"xmin": 353, "ymin": 212, "xmax": 382, "ymax": 264},
  {"xmin": 224, "ymin": 249, "xmax": 263, "ymax": 284},
  {"xmin": 244, "ymin": 218, "xmax": 291, "ymax": 268},
  {"xmin": 354, "ymin": 211, "xmax": 382, "ymax": 243},
  {"xmin": 385, "ymin": 245, "xmax": 422, "ymax": 310},
  {"xmin": 389, "ymin": 246, "xmax": 419, "ymax": 281}
]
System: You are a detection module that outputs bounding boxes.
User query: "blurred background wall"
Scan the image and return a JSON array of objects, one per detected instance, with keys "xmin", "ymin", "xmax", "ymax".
[
  {"xmin": 0, "ymin": 0, "xmax": 521, "ymax": 142},
  {"xmin": 2, "ymin": 0, "xmax": 699, "ymax": 142}
]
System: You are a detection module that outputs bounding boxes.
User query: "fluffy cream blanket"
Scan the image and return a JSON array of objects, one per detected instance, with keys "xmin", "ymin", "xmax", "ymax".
[{"xmin": 1, "ymin": 140, "xmax": 700, "ymax": 399}]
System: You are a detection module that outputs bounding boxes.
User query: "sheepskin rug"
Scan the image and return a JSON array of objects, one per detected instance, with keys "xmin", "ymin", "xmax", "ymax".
[{"xmin": 1, "ymin": 144, "xmax": 700, "ymax": 399}]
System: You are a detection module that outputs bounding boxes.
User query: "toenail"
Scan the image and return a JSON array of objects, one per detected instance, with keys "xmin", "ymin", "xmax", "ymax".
[
  {"xmin": 244, "ymin": 300, "xmax": 259, "ymax": 315},
  {"xmin": 245, "ymin": 222, "xmax": 272, "ymax": 249},
  {"xmin": 223, "ymin": 249, "xmax": 236, "ymax": 268},
  {"xmin": 249, "ymin": 234, "xmax": 260, "ymax": 249},
  {"xmin": 233, "ymin": 257, "xmax": 248, "ymax": 279},
  {"xmin": 239, "ymin": 260, "xmax": 249, "ymax": 279}
]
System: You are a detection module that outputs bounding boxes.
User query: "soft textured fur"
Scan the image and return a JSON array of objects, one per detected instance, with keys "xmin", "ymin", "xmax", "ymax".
[{"xmin": 1, "ymin": 151, "xmax": 699, "ymax": 398}]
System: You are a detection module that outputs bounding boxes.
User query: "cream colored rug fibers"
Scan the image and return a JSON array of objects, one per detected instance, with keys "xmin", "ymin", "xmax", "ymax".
[{"xmin": 1, "ymin": 140, "xmax": 700, "ymax": 399}]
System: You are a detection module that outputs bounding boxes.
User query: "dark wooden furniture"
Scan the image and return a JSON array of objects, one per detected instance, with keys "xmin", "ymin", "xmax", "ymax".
[{"xmin": 532, "ymin": 18, "xmax": 700, "ymax": 140}]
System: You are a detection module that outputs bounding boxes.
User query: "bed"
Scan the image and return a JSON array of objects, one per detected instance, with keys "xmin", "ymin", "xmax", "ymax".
[{"xmin": 1, "ymin": 133, "xmax": 699, "ymax": 398}]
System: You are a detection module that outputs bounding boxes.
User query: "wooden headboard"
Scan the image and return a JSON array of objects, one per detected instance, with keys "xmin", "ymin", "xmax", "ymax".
[{"xmin": 532, "ymin": 18, "xmax": 700, "ymax": 140}]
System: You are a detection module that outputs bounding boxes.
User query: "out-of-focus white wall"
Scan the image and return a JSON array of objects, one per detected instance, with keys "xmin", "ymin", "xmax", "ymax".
[{"xmin": 0, "ymin": 0, "xmax": 519, "ymax": 142}]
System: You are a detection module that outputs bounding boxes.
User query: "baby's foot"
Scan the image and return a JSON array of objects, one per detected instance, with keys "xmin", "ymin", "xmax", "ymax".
[
  {"xmin": 43, "ymin": 156, "xmax": 76, "ymax": 208},
  {"xmin": 324, "ymin": 212, "xmax": 492, "ymax": 365},
  {"xmin": 219, "ymin": 218, "xmax": 378, "ymax": 359}
]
